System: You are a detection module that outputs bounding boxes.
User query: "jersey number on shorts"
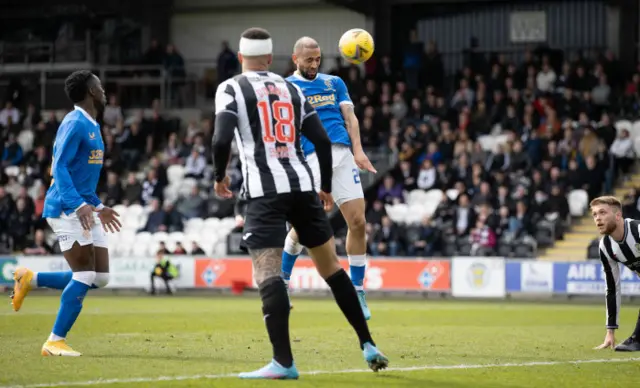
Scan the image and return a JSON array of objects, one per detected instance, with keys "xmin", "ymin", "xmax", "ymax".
[
  {"xmin": 352, "ymin": 168, "xmax": 361, "ymax": 184},
  {"xmin": 258, "ymin": 100, "xmax": 295, "ymax": 143}
]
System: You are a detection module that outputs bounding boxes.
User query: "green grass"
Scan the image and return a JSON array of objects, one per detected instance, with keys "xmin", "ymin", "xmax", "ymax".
[{"xmin": 1, "ymin": 294, "xmax": 639, "ymax": 387}]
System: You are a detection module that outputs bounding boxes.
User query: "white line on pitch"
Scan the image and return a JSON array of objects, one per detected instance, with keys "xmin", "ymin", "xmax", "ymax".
[{"xmin": 1, "ymin": 357, "xmax": 639, "ymax": 388}]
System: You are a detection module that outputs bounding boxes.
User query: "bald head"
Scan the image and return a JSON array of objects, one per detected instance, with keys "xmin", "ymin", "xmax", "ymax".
[
  {"xmin": 293, "ymin": 37, "xmax": 319, "ymax": 55},
  {"xmin": 292, "ymin": 36, "xmax": 321, "ymax": 80}
]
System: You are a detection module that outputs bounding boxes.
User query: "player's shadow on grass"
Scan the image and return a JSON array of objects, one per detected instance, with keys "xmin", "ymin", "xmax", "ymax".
[
  {"xmin": 327, "ymin": 375, "xmax": 519, "ymax": 388},
  {"xmin": 89, "ymin": 354, "xmax": 263, "ymax": 363}
]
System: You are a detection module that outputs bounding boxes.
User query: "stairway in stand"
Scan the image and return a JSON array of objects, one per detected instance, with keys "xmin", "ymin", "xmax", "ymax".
[{"xmin": 539, "ymin": 174, "xmax": 640, "ymax": 262}]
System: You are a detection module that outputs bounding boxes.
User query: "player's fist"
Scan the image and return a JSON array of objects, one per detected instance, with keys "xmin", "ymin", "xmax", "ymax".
[
  {"xmin": 594, "ymin": 330, "xmax": 616, "ymax": 350},
  {"xmin": 354, "ymin": 149, "xmax": 377, "ymax": 174},
  {"xmin": 318, "ymin": 191, "xmax": 334, "ymax": 212},
  {"xmin": 214, "ymin": 176, "xmax": 233, "ymax": 199}
]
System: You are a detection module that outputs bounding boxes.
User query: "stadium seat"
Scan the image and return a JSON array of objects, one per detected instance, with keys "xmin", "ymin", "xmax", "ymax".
[
  {"xmin": 167, "ymin": 164, "xmax": 185, "ymax": 185},
  {"xmin": 615, "ymin": 119, "xmax": 633, "ymax": 135},
  {"xmin": 152, "ymin": 231, "xmax": 168, "ymax": 244},
  {"xmin": 633, "ymin": 137, "xmax": 640, "ymax": 157},
  {"xmin": 534, "ymin": 223, "xmax": 555, "ymax": 247},
  {"xmin": 567, "ymin": 189, "xmax": 589, "ymax": 217},
  {"xmin": 407, "ymin": 190, "xmax": 424, "ymax": 206},
  {"xmin": 4, "ymin": 166, "xmax": 19, "ymax": 177},
  {"xmin": 113, "ymin": 204, "xmax": 127, "ymax": 218},
  {"xmin": 184, "ymin": 217, "xmax": 204, "ymax": 234},
  {"xmin": 446, "ymin": 189, "xmax": 459, "ymax": 201},
  {"xmin": 132, "ymin": 241, "xmax": 149, "ymax": 257},
  {"xmin": 631, "ymin": 120, "xmax": 640, "ymax": 139},
  {"xmin": 17, "ymin": 130, "xmax": 34, "ymax": 153}
]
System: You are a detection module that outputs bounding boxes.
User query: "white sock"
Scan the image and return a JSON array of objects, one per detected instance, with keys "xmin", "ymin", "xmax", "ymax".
[
  {"xmin": 284, "ymin": 235, "xmax": 303, "ymax": 256},
  {"xmin": 30, "ymin": 272, "xmax": 39, "ymax": 288},
  {"xmin": 284, "ymin": 278, "xmax": 289, "ymax": 287},
  {"xmin": 48, "ymin": 333, "xmax": 64, "ymax": 342},
  {"xmin": 348, "ymin": 254, "xmax": 367, "ymax": 267}
]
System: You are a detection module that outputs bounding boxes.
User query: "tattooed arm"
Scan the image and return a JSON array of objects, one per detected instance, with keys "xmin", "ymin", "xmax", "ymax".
[{"xmin": 249, "ymin": 248, "xmax": 284, "ymax": 285}]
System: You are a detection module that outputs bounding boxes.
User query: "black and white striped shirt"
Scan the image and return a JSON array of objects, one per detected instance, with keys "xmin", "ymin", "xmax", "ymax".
[
  {"xmin": 598, "ymin": 218, "xmax": 640, "ymax": 329},
  {"xmin": 214, "ymin": 71, "xmax": 317, "ymax": 199}
]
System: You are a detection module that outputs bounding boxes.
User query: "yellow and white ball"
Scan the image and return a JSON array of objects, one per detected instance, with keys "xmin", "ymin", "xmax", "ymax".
[{"xmin": 338, "ymin": 28, "xmax": 375, "ymax": 65}]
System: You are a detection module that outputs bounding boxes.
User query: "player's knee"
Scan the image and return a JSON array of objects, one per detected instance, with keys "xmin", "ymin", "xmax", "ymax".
[
  {"xmin": 72, "ymin": 271, "xmax": 97, "ymax": 287},
  {"xmin": 93, "ymin": 272, "xmax": 110, "ymax": 288},
  {"xmin": 346, "ymin": 213, "xmax": 366, "ymax": 235}
]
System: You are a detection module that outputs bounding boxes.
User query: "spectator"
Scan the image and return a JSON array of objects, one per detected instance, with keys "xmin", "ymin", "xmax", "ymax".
[
  {"xmin": 454, "ymin": 194, "xmax": 475, "ymax": 237},
  {"xmin": 104, "ymin": 171, "xmax": 124, "ymax": 207},
  {"xmin": 416, "ymin": 159, "xmax": 436, "ymax": 191},
  {"xmin": 469, "ymin": 219, "xmax": 497, "ymax": 256},
  {"xmin": 141, "ymin": 169, "xmax": 164, "ymax": 205},
  {"xmin": 23, "ymin": 229, "xmax": 52, "ymax": 255},
  {"xmin": 0, "ymin": 101, "xmax": 20, "ymax": 128},
  {"xmin": 370, "ymin": 216, "xmax": 400, "ymax": 256},
  {"xmin": 610, "ymin": 129, "xmax": 635, "ymax": 179},
  {"xmin": 2, "ymin": 134, "xmax": 24, "ymax": 167},
  {"xmin": 377, "ymin": 175, "xmax": 404, "ymax": 204},
  {"xmin": 141, "ymin": 199, "xmax": 166, "ymax": 233},
  {"xmin": 103, "ymin": 95, "xmax": 124, "ymax": 127},
  {"xmin": 173, "ymin": 241, "xmax": 187, "ymax": 255},
  {"xmin": 184, "ymin": 149, "xmax": 206, "ymax": 179},
  {"xmin": 123, "ymin": 172, "xmax": 143, "ymax": 205},
  {"xmin": 191, "ymin": 241, "xmax": 205, "ymax": 255},
  {"xmin": 162, "ymin": 202, "xmax": 184, "ymax": 233},
  {"xmin": 408, "ymin": 216, "xmax": 439, "ymax": 256},
  {"xmin": 176, "ymin": 186, "xmax": 205, "ymax": 219},
  {"xmin": 9, "ymin": 197, "xmax": 32, "ymax": 251}
]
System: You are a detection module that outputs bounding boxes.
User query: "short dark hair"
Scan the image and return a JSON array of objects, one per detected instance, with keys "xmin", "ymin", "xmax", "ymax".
[
  {"xmin": 241, "ymin": 27, "xmax": 270, "ymax": 40},
  {"xmin": 64, "ymin": 70, "xmax": 94, "ymax": 103}
]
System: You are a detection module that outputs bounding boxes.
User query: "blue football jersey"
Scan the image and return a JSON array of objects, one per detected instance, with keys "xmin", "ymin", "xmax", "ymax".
[
  {"xmin": 43, "ymin": 107, "xmax": 104, "ymax": 218},
  {"xmin": 286, "ymin": 72, "xmax": 353, "ymax": 156}
]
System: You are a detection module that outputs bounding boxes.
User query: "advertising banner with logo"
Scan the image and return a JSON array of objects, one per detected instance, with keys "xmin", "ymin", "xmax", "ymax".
[
  {"xmin": 0, "ymin": 257, "xmax": 17, "ymax": 286},
  {"xmin": 18, "ymin": 256, "xmax": 195, "ymax": 289},
  {"xmin": 452, "ymin": 257, "xmax": 506, "ymax": 298},
  {"xmin": 194, "ymin": 258, "xmax": 451, "ymax": 291},
  {"xmin": 553, "ymin": 262, "xmax": 640, "ymax": 295},
  {"xmin": 505, "ymin": 260, "xmax": 554, "ymax": 293}
]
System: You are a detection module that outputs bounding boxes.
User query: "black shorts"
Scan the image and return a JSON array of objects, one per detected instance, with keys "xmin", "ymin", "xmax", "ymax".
[{"xmin": 241, "ymin": 191, "xmax": 333, "ymax": 250}]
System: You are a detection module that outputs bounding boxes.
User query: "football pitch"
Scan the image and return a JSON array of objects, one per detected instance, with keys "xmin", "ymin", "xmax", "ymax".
[{"xmin": 1, "ymin": 295, "xmax": 638, "ymax": 387}]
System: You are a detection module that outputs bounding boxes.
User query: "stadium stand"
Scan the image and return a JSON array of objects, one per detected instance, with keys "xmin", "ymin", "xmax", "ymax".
[{"xmin": 0, "ymin": 37, "xmax": 638, "ymax": 260}]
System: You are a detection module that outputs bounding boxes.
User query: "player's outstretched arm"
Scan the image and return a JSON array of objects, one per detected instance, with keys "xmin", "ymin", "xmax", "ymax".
[
  {"xmin": 336, "ymin": 77, "xmax": 376, "ymax": 174},
  {"xmin": 594, "ymin": 245, "xmax": 621, "ymax": 350}
]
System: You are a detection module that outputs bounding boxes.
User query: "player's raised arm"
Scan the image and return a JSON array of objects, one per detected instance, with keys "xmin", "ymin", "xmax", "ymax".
[
  {"xmin": 212, "ymin": 80, "xmax": 238, "ymax": 199},
  {"xmin": 595, "ymin": 242, "xmax": 621, "ymax": 350},
  {"xmin": 335, "ymin": 77, "xmax": 376, "ymax": 174},
  {"xmin": 51, "ymin": 121, "xmax": 86, "ymax": 211}
]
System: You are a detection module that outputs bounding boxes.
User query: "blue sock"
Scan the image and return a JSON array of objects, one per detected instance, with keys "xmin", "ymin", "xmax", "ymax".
[
  {"xmin": 37, "ymin": 272, "xmax": 73, "ymax": 290},
  {"xmin": 52, "ymin": 280, "xmax": 90, "ymax": 338},
  {"xmin": 350, "ymin": 265, "xmax": 366, "ymax": 288},
  {"xmin": 281, "ymin": 252, "xmax": 299, "ymax": 281}
]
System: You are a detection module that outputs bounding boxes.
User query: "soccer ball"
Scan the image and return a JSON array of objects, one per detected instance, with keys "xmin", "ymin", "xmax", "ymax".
[{"xmin": 338, "ymin": 28, "xmax": 375, "ymax": 65}]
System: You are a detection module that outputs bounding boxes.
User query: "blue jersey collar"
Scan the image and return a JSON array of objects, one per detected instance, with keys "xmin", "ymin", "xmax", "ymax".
[
  {"xmin": 74, "ymin": 105, "xmax": 98, "ymax": 126},
  {"xmin": 293, "ymin": 71, "xmax": 318, "ymax": 82}
]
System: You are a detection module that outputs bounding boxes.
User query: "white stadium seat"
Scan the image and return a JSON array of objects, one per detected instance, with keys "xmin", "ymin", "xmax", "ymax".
[
  {"xmin": 568, "ymin": 189, "xmax": 589, "ymax": 217},
  {"xmin": 167, "ymin": 165, "xmax": 185, "ymax": 185},
  {"xmin": 615, "ymin": 119, "xmax": 633, "ymax": 135}
]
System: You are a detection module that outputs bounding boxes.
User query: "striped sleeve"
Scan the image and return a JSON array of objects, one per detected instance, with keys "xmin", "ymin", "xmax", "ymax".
[
  {"xmin": 289, "ymin": 82, "xmax": 316, "ymax": 121},
  {"xmin": 599, "ymin": 237, "xmax": 621, "ymax": 329}
]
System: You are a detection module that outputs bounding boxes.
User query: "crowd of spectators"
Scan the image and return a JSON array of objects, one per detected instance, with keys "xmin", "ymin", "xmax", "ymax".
[
  {"xmin": 1, "ymin": 35, "xmax": 639, "ymax": 258},
  {"xmin": 352, "ymin": 43, "xmax": 639, "ymax": 257}
]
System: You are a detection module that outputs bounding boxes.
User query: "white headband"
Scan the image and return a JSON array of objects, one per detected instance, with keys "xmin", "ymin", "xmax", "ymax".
[{"xmin": 239, "ymin": 37, "xmax": 273, "ymax": 56}]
